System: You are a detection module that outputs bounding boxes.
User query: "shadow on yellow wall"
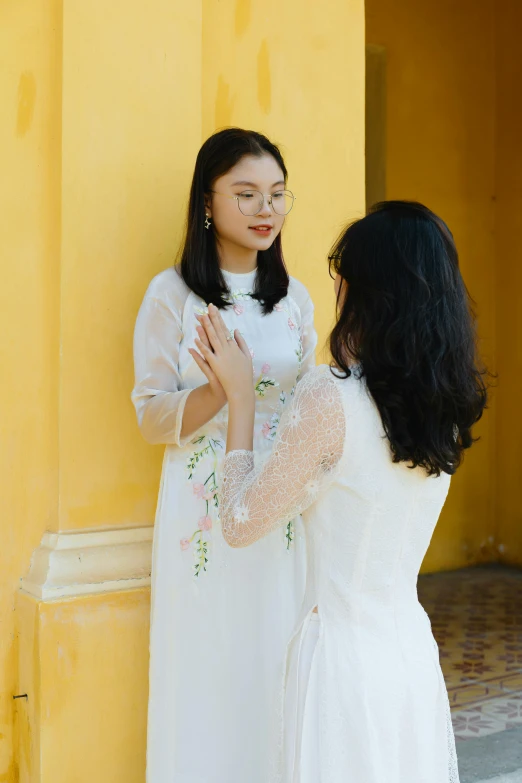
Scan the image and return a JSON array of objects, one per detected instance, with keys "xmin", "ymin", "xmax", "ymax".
[{"xmin": 366, "ymin": 0, "xmax": 522, "ymax": 571}]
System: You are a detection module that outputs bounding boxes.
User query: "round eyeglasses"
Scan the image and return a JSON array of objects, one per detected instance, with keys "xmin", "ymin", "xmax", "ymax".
[{"xmin": 210, "ymin": 189, "xmax": 295, "ymax": 216}]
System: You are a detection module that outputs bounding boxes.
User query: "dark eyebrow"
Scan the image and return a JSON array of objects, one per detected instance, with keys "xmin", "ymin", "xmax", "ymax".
[{"xmin": 231, "ymin": 180, "xmax": 286, "ymax": 188}]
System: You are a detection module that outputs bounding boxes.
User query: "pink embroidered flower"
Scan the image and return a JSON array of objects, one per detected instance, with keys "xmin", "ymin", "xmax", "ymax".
[
  {"xmin": 288, "ymin": 318, "xmax": 296, "ymax": 330},
  {"xmin": 261, "ymin": 362, "xmax": 271, "ymax": 374},
  {"xmin": 275, "ymin": 303, "xmax": 283, "ymax": 312},
  {"xmin": 203, "ymin": 489, "xmax": 216, "ymax": 501},
  {"xmin": 233, "ymin": 303, "xmax": 244, "ymax": 315},
  {"xmin": 180, "ymin": 538, "xmax": 191, "ymax": 551},
  {"xmin": 198, "ymin": 515, "xmax": 212, "ymax": 531},
  {"xmin": 262, "ymin": 421, "xmax": 272, "ymax": 439},
  {"xmin": 193, "ymin": 483, "xmax": 206, "ymax": 499}
]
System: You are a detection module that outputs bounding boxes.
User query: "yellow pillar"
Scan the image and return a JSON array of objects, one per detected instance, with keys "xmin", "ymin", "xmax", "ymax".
[
  {"xmin": 3, "ymin": 2, "xmax": 202, "ymax": 781},
  {"xmin": 0, "ymin": 1, "xmax": 61, "ymax": 778},
  {"xmin": 59, "ymin": 1, "xmax": 202, "ymax": 531}
]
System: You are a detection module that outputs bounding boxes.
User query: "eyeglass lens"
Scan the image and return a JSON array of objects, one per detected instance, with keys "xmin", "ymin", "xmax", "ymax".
[{"xmin": 237, "ymin": 190, "xmax": 294, "ymax": 216}]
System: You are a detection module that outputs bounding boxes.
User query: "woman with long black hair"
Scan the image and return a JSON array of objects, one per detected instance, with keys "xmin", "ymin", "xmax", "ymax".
[
  {"xmin": 132, "ymin": 128, "xmax": 316, "ymax": 783},
  {"xmin": 193, "ymin": 201, "xmax": 488, "ymax": 783}
]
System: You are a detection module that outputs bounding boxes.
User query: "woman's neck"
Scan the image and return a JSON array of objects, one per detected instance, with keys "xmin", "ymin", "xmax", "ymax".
[{"xmin": 217, "ymin": 239, "xmax": 257, "ymax": 274}]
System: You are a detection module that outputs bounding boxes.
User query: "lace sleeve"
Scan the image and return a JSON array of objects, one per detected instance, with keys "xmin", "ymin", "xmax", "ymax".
[{"xmin": 221, "ymin": 367, "xmax": 345, "ymax": 548}]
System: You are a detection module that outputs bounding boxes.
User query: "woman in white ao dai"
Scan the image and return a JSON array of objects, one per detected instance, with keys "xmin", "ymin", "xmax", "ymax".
[
  {"xmin": 132, "ymin": 129, "xmax": 317, "ymax": 783},
  {"xmin": 193, "ymin": 201, "xmax": 489, "ymax": 783}
]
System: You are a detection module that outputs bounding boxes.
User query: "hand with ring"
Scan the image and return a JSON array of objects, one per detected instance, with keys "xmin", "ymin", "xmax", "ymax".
[{"xmin": 190, "ymin": 304, "xmax": 254, "ymax": 402}]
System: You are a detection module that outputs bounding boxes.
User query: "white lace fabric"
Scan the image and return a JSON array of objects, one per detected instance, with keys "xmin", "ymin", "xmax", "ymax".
[{"xmin": 221, "ymin": 367, "xmax": 345, "ymax": 547}]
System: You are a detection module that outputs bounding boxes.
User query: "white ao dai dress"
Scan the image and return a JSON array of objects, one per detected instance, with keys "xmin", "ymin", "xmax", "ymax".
[
  {"xmin": 132, "ymin": 266, "xmax": 317, "ymax": 783},
  {"xmin": 220, "ymin": 365, "xmax": 460, "ymax": 783}
]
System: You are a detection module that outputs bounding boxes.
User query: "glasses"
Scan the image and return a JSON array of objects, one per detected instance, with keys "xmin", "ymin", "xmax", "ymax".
[{"xmin": 210, "ymin": 189, "xmax": 295, "ymax": 216}]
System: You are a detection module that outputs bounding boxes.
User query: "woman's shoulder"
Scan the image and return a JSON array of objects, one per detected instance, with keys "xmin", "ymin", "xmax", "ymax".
[
  {"xmin": 298, "ymin": 364, "xmax": 365, "ymax": 406},
  {"xmin": 289, "ymin": 366, "xmax": 346, "ymax": 437},
  {"xmin": 142, "ymin": 265, "xmax": 191, "ymax": 310},
  {"xmin": 287, "ymin": 275, "xmax": 313, "ymax": 310},
  {"xmin": 294, "ymin": 364, "xmax": 340, "ymax": 402}
]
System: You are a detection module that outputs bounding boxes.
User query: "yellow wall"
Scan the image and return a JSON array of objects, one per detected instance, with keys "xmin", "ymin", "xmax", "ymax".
[
  {"xmin": 0, "ymin": 2, "xmax": 61, "ymax": 777},
  {"xmin": 202, "ymin": 0, "xmax": 366, "ymax": 357},
  {"xmin": 1, "ymin": 1, "xmax": 365, "ymax": 780},
  {"xmin": 15, "ymin": 590, "xmax": 150, "ymax": 783},
  {"xmin": 59, "ymin": 1, "xmax": 203, "ymax": 530},
  {"xmin": 495, "ymin": 0, "xmax": 522, "ymax": 566},
  {"xmin": 1, "ymin": 1, "xmax": 202, "ymax": 779},
  {"xmin": 366, "ymin": 0, "xmax": 498, "ymax": 571}
]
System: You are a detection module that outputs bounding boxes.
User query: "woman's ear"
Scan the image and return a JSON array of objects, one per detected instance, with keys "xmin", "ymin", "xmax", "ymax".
[{"xmin": 204, "ymin": 192, "xmax": 212, "ymax": 217}]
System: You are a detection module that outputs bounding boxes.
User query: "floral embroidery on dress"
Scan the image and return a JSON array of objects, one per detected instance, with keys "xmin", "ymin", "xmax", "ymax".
[
  {"xmin": 262, "ymin": 412, "xmax": 280, "ymax": 441},
  {"xmin": 270, "ymin": 298, "xmax": 305, "ymax": 397},
  {"xmin": 254, "ymin": 360, "xmax": 281, "ymax": 398},
  {"xmin": 295, "ymin": 339, "xmax": 303, "ymax": 371},
  {"xmin": 255, "ymin": 375, "xmax": 279, "ymax": 397},
  {"xmin": 285, "ymin": 521, "xmax": 295, "ymax": 550},
  {"xmin": 225, "ymin": 288, "xmax": 253, "ymax": 305},
  {"xmin": 261, "ymin": 391, "xmax": 289, "ymax": 441},
  {"xmin": 187, "ymin": 290, "xmax": 304, "ymax": 561},
  {"xmin": 182, "ymin": 434, "xmax": 224, "ymax": 577}
]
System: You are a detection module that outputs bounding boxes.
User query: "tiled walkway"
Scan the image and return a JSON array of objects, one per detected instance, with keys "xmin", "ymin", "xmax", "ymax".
[{"xmin": 418, "ymin": 566, "xmax": 522, "ymax": 742}]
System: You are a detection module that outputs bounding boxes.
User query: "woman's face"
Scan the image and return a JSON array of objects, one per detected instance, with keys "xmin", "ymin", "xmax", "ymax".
[{"xmin": 207, "ymin": 154, "xmax": 287, "ymax": 254}]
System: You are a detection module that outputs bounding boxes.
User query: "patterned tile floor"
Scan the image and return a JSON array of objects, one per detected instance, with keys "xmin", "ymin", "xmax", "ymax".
[{"xmin": 418, "ymin": 566, "xmax": 522, "ymax": 742}]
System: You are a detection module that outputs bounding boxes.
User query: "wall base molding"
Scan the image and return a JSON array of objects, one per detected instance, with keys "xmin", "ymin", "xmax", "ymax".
[{"xmin": 21, "ymin": 526, "xmax": 153, "ymax": 601}]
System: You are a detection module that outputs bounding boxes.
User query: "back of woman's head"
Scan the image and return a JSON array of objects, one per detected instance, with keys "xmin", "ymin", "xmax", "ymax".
[{"xmin": 329, "ymin": 200, "xmax": 489, "ymax": 476}]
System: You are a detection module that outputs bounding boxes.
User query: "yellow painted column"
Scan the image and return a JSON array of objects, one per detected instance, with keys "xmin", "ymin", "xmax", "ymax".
[
  {"xmin": 2, "ymin": 2, "xmax": 202, "ymax": 781},
  {"xmin": 16, "ymin": 590, "xmax": 150, "ymax": 783},
  {"xmin": 0, "ymin": 1, "xmax": 62, "ymax": 779},
  {"xmin": 59, "ymin": 1, "xmax": 203, "ymax": 530},
  {"xmin": 202, "ymin": 0, "xmax": 367, "ymax": 358}
]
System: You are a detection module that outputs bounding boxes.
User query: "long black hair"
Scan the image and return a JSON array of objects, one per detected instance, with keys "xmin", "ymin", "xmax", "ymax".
[
  {"xmin": 179, "ymin": 128, "xmax": 289, "ymax": 314},
  {"xmin": 329, "ymin": 200, "xmax": 489, "ymax": 476}
]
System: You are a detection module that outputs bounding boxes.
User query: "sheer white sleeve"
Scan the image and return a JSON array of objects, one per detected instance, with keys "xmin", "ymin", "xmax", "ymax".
[
  {"xmin": 221, "ymin": 367, "xmax": 345, "ymax": 548},
  {"xmin": 289, "ymin": 277, "xmax": 317, "ymax": 379},
  {"xmin": 131, "ymin": 269, "xmax": 192, "ymax": 447}
]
